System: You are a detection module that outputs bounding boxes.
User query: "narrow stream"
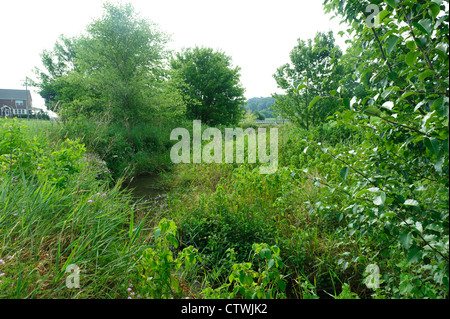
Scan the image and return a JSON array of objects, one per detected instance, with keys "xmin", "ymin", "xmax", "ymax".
[{"xmin": 124, "ymin": 172, "xmax": 167, "ymax": 202}]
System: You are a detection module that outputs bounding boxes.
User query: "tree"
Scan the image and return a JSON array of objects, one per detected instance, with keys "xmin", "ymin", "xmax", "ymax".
[
  {"xmin": 33, "ymin": 2, "xmax": 180, "ymax": 126},
  {"xmin": 319, "ymin": 0, "xmax": 449, "ymax": 297},
  {"xmin": 170, "ymin": 46, "xmax": 246, "ymax": 126},
  {"xmin": 272, "ymin": 31, "xmax": 344, "ymax": 129},
  {"xmin": 32, "ymin": 35, "xmax": 80, "ymax": 114}
]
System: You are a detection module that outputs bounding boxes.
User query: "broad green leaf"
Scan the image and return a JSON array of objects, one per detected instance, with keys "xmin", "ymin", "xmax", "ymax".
[
  {"xmin": 432, "ymin": 97, "xmax": 449, "ymax": 118},
  {"xmin": 386, "ymin": 35, "xmax": 399, "ymax": 55},
  {"xmin": 415, "ymin": 19, "xmax": 433, "ymax": 35},
  {"xmin": 373, "ymin": 192, "xmax": 386, "ymax": 206},
  {"xmin": 435, "ymin": 156, "xmax": 445, "ymax": 174},
  {"xmin": 418, "ymin": 70, "xmax": 435, "ymax": 81},
  {"xmin": 343, "ymin": 98, "xmax": 350, "ymax": 109},
  {"xmin": 428, "ymin": 3, "xmax": 440, "ymax": 19},
  {"xmin": 381, "ymin": 87, "xmax": 395, "ymax": 99},
  {"xmin": 340, "ymin": 167, "xmax": 349, "ymax": 181},
  {"xmin": 378, "ymin": 10, "xmax": 390, "ymax": 24},
  {"xmin": 154, "ymin": 228, "xmax": 161, "ymax": 241},
  {"xmin": 399, "ymin": 231, "xmax": 413, "ymax": 250},
  {"xmin": 424, "ymin": 137, "xmax": 440, "ymax": 155},
  {"xmin": 434, "ymin": 43, "xmax": 449, "ymax": 57},
  {"xmin": 277, "ymin": 279, "xmax": 286, "ymax": 291},
  {"xmin": 405, "ymin": 51, "xmax": 419, "ymax": 66},
  {"xmin": 386, "ymin": 0, "xmax": 400, "ymax": 8},
  {"xmin": 260, "ymin": 248, "xmax": 271, "ymax": 259},
  {"xmin": 365, "ymin": 106, "xmax": 381, "ymax": 115},
  {"xmin": 407, "ymin": 246, "xmax": 423, "ymax": 264},
  {"xmin": 397, "ymin": 91, "xmax": 416, "ymax": 102},
  {"xmin": 308, "ymin": 96, "xmax": 322, "ymax": 110}
]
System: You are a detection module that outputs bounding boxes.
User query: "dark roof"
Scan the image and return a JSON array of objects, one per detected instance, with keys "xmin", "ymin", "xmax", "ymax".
[{"xmin": 0, "ymin": 89, "xmax": 32, "ymax": 102}]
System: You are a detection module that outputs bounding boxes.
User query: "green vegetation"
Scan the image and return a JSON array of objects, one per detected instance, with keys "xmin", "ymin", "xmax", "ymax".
[
  {"xmin": 273, "ymin": 31, "xmax": 345, "ymax": 129},
  {"xmin": 244, "ymin": 97, "xmax": 276, "ymax": 119},
  {"xmin": 170, "ymin": 46, "xmax": 246, "ymax": 126},
  {"xmin": 1, "ymin": 0, "xmax": 448, "ymax": 300}
]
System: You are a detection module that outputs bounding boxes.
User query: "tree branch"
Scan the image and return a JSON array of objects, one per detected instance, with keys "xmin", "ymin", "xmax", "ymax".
[{"xmin": 401, "ymin": 5, "xmax": 435, "ymax": 72}]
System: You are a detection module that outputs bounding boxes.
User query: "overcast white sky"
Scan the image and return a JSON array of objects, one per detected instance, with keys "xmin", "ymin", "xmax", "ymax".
[{"xmin": 0, "ymin": 0, "xmax": 349, "ymax": 112}]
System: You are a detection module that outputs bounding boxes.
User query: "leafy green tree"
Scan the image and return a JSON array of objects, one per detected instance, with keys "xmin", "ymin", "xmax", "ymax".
[
  {"xmin": 273, "ymin": 31, "xmax": 344, "ymax": 129},
  {"xmin": 33, "ymin": 2, "xmax": 182, "ymax": 126},
  {"xmin": 76, "ymin": 2, "xmax": 170, "ymax": 127},
  {"xmin": 32, "ymin": 35, "xmax": 81, "ymax": 114},
  {"xmin": 319, "ymin": 0, "xmax": 449, "ymax": 297},
  {"xmin": 170, "ymin": 46, "xmax": 246, "ymax": 126}
]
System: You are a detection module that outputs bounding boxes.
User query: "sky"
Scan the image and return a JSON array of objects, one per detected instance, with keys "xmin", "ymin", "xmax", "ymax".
[{"xmin": 0, "ymin": 0, "xmax": 350, "ymax": 113}]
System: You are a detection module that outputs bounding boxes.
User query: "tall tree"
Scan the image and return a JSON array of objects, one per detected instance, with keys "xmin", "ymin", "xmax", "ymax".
[
  {"xmin": 170, "ymin": 47, "xmax": 246, "ymax": 126},
  {"xmin": 272, "ymin": 31, "xmax": 344, "ymax": 129},
  {"xmin": 33, "ymin": 2, "xmax": 179, "ymax": 126},
  {"xmin": 76, "ymin": 2, "xmax": 169, "ymax": 127}
]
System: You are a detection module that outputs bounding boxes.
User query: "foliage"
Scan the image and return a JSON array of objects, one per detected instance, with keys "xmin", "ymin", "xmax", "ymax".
[
  {"xmin": 314, "ymin": 0, "xmax": 449, "ymax": 298},
  {"xmin": 0, "ymin": 118, "xmax": 147, "ymax": 298},
  {"xmin": 33, "ymin": 2, "xmax": 184, "ymax": 126},
  {"xmin": 244, "ymin": 97, "xmax": 276, "ymax": 118},
  {"xmin": 201, "ymin": 244, "xmax": 287, "ymax": 299},
  {"xmin": 272, "ymin": 31, "xmax": 344, "ymax": 129},
  {"xmin": 135, "ymin": 218, "xmax": 199, "ymax": 299},
  {"xmin": 239, "ymin": 110, "xmax": 259, "ymax": 129},
  {"xmin": 40, "ymin": 117, "xmax": 178, "ymax": 179},
  {"xmin": 170, "ymin": 46, "xmax": 246, "ymax": 126}
]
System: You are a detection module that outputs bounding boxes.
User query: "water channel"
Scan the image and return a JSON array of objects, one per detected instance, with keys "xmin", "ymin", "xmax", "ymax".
[{"xmin": 124, "ymin": 172, "xmax": 168, "ymax": 202}]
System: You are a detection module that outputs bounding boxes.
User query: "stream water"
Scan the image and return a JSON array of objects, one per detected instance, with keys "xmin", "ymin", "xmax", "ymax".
[{"xmin": 124, "ymin": 173, "xmax": 167, "ymax": 202}]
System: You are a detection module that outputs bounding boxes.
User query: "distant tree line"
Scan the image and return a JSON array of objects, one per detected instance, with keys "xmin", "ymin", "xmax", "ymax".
[{"xmin": 244, "ymin": 97, "xmax": 276, "ymax": 120}]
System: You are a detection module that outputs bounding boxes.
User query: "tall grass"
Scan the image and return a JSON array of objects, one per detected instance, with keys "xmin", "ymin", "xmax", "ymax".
[{"xmin": 0, "ymin": 119, "xmax": 155, "ymax": 298}]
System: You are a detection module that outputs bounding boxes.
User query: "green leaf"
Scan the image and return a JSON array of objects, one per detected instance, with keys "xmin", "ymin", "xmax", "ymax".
[
  {"xmin": 434, "ymin": 43, "xmax": 448, "ymax": 57},
  {"xmin": 415, "ymin": 19, "xmax": 433, "ymax": 35},
  {"xmin": 343, "ymin": 98, "xmax": 350, "ymax": 109},
  {"xmin": 381, "ymin": 87, "xmax": 395, "ymax": 99},
  {"xmin": 308, "ymin": 96, "xmax": 322, "ymax": 110},
  {"xmin": 397, "ymin": 91, "xmax": 416, "ymax": 102},
  {"xmin": 432, "ymin": 97, "xmax": 449, "ymax": 118},
  {"xmin": 424, "ymin": 137, "xmax": 440, "ymax": 155},
  {"xmin": 378, "ymin": 10, "xmax": 390, "ymax": 24},
  {"xmin": 154, "ymin": 228, "xmax": 161, "ymax": 241},
  {"xmin": 429, "ymin": 3, "xmax": 441, "ymax": 19},
  {"xmin": 260, "ymin": 248, "xmax": 271, "ymax": 259},
  {"xmin": 407, "ymin": 246, "xmax": 423, "ymax": 264},
  {"xmin": 399, "ymin": 231, "xmax": 413, "ymax": 250},
  {"xmin": 268, "ymin": 259, "xmax": 275, "ymax": 269},
  {"xmin": 418, "ymin": 70, "xmax": 435, "ymax": 81},
  {"xmin": 340, "ymin": 167, "xmax": 349, "ymax": 181},
  {"xmin": 277, "ymin": 279, "xmax": 287, "ymax": 292},
  {"xmin": 373, "ymin": 192, "xmax": 386, "ymax": 206},
  {"xmin": 385, "ymin": 0, "xmax": 400, "ymax": 8},
  {"xmin": 386, "ymin": 35, "xmax": 399, "ymax": 55}
]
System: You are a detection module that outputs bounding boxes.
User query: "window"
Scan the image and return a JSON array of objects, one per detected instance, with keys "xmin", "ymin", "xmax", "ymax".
[{"xmin": 16, "ymin": 100, "xmax": 24, "ymax": 106}]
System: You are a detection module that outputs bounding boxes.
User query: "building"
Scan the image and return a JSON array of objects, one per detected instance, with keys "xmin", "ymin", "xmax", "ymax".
[{"xmin": 0, "ymin": 89, "xmax": 33, "ymax": 117}]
